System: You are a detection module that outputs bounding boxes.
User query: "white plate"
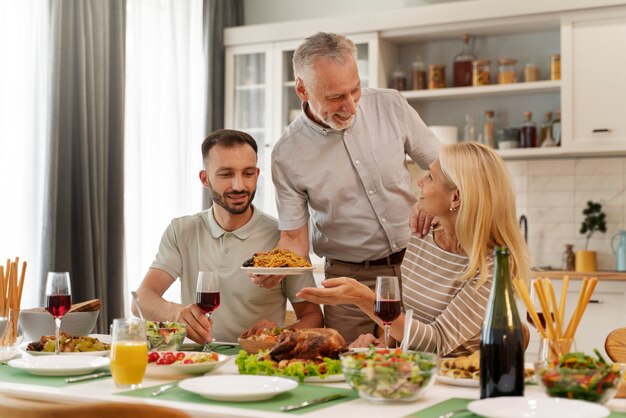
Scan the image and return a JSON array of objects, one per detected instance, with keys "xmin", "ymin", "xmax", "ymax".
[
  {"xmin": 468, "ymin": 396, "xmax": 610, "ymax": 418},
  {"xmin": 301, "ymin": 373, "xmax": 344, "ymax": 383},
  {"xmin": 145, "ymin": 353, "xmax": 229, "ymax": 379},
  {"xmin": 437, "ymin": 374, "xmax": 479, "ymax": 387},
  {"xmin": 241, "ymin": 266, "xmax": 315, "ymax": 276},
  {"xmin": 8, "ymin": 354, "xmax": 110, "ymax": 377},
  {"xmin": 179, "ymin": 375, "xmax": 298, "ymax": 401},
  {"xmin": 20, "ymin": 342, "xmax": 110, "ymax": 357},
  {"xmin": 0, "ymin": 349, "xmax": 20, "ymax": 362}
]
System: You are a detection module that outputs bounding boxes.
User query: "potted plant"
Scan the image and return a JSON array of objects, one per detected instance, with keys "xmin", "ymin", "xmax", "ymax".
[{"xmin": 576, "ymin": 200, "xmax": 607, "ymax": 272}]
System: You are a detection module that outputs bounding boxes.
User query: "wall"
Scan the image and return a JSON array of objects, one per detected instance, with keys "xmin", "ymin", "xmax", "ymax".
[
  {"xmin": 243, "ymin": 0, "xmax": 467, "ymax": 25},
  {"xmin": 508, "ymin": 157, "xmax": 626, "ymax": 271}
]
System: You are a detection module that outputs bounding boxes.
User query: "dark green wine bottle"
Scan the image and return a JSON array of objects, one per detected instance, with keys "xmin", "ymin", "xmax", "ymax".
[{"xmin": 480, "ymin": 246, "xmax": 524, "ymax": 398}]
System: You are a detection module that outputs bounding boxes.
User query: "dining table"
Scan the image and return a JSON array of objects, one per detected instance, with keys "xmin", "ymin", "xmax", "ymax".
[{"xmin": 0, "ymin": 344, "xmax": 625, "ymax": 418}]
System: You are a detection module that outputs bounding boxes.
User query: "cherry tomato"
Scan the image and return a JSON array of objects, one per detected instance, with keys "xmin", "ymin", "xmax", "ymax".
[
  {"xmin": 157, "ymin": 355, "xmax": 176, "ymax": 365},
  {"xmin": 147, "ymin": 352, "xmax": 160, "ymax": 363},
  {"xmin": 209, "ymin": 352, "xmax": 219, "ymax": 361},
  {"xmin": 175, "ymin": 352, "xmax": 186, "ymax": 361},
  {"xmin": 182, "ymin": 358, "xmax": 194, "ymax": 365}
]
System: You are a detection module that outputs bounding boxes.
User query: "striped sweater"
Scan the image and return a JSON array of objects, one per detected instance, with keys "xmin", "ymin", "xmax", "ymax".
[{"xmin": 400, "ymin": 231, "xmax": 493, "ymax": 357}]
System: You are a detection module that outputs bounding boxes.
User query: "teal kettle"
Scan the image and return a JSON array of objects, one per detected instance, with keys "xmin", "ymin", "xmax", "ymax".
[{"xmin": 611, "ymin": 230, "xmax": 626, "ymax": 272}]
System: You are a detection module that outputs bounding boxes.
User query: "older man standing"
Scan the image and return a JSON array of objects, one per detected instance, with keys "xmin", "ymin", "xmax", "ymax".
[{"xmin": 256, "ymin": 32, "xmax": 440, "ymax": 343}]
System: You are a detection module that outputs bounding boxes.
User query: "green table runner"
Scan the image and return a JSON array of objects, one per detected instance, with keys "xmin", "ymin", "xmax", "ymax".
[
  {"xmin": 405, "ymin": 398, "xmax": 626, "ymax": 418},
  {"xmin": 183, "ymin": 343, "xmax": 241, "ymax": 356},
  {"xmin": 117, "ymin": 382, "xmax": 357, "ymax": 414},
  {"xmin": 0, "ymin": 364, "xmax": 110, "ymax": 387}
]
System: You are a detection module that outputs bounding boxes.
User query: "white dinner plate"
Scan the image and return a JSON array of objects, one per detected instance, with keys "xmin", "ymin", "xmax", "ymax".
[
  {"xmin": 0, "ymin": 349, "xmax": 20, "ymax": 362},
  {"xmin": 468, "ymin": 396, "xmax": 610, "ymax": 418},
  {"xmin": 241, "ymin": 266, "xmax": 315, "ymax": 276},
  {"xmin": 437, "ymin": 374, "xmax": 479, "ymax": 387},
  {"xmin": 301, "ymin": 373, "xmax": 344, "ymax": 383},
  {"xmin": 145, "ymin": 353, "xmax": 229, "ymax": 379},
  {"xmin": 8, "ymin": 354, "xmax": 110, "ymax": 376},
  {"xmin": 20, "ymin": 342, "xmax": 110, "ymax": 357},
  {"xmin": 179, "ymin": 375, "xmax": 298, "ymax": 401}
]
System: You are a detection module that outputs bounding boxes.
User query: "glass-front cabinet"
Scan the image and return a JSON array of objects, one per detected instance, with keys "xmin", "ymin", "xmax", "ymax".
[
  {"xmin": 225, "ymin": 33, "xmax": 379, "ymax": 218},
  {"xmin": 225, "ymin": 45, "xmax": 274, "ymax": 214}
]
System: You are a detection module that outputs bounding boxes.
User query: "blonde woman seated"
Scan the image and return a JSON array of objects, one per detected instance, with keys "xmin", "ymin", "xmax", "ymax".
[{"xmin": 297, "ymin": 142, "xmax": 530, "ymax": 357}]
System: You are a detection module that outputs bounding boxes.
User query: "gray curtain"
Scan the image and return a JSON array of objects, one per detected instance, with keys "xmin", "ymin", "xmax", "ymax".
[
  {"xmin": 202, "ymin": 0, "xmax": 243, "ymax": 209},
  {"xmin": 42, "ymin": 0, "xmax": 126, "ymax": 332}
]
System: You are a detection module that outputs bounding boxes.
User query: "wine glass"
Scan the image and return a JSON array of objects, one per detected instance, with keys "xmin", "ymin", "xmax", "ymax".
[
  {"xmin": 374, "ymin": 276, "xmax": 401, "ymax": 348},
  {"xmin": 45, "ymin": 272, "xmax": 72, "ymax": 355},
  {"xmin": 196, "ymin": 271, "xmax": 220, "ymax": 351}
]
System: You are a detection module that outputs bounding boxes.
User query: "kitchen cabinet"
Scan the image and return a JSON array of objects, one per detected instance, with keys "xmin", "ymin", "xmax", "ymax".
[
  {"xmin": 225, "ymin": 0, "xmax": 626, "ymax": 164},
  {"xmin": 523, "ymin": 276, "xmax": 626, "ymax": 362},
  {"xmin": 225, "ymin": 33, "xmax": 379, "ymax": 217},
  {"xmin": 562, "ymin": 8, "xmax": 626, "ymax": 152}
]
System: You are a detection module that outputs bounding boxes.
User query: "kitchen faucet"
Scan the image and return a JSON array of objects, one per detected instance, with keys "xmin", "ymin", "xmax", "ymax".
[{"xmin": 519, "ymin": 215, "xmax": 528, "ymax": 244}]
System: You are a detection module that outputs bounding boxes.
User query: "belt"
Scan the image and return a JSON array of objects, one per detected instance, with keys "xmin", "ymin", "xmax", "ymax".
[{"xmin": 332, "ymin": 249, "xmax": 406, "ymax": 267}]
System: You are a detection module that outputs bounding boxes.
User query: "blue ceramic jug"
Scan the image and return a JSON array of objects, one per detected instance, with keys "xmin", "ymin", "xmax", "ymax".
[{"xmin": 611, "ymin": 230, "xmax": 626, "ymax": 272}]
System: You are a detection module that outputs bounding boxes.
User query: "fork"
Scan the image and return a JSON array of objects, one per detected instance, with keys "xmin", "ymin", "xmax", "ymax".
[{"xmin": 438, "ymin": 409, "xmax": 469, "ymax": 418}]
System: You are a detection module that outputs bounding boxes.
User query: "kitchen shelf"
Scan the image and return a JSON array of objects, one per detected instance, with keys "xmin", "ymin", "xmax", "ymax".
[{"xmin": 401, "ymin": 80, "xmax": 561, "ymax": 101}]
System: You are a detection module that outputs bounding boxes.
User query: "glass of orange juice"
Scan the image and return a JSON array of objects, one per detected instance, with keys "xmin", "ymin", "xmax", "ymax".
[{"xmin": 110, "ymin": 318, "xmax": 148, "ymax": 389}]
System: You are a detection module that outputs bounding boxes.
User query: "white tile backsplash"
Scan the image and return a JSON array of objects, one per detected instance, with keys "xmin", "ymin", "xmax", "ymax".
[{"xmin": 506, "ymin": 156, "xmax": 626, "ymax": 271}]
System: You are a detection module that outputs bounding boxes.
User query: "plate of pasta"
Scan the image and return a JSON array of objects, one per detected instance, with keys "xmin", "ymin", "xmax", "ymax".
[{"xmin": 242, "ymin": 248, "xmax": 314, "ymax": 275}]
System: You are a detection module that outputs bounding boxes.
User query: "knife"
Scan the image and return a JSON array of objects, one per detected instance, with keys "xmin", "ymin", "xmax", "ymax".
[
  {"xmin": 65, "ymin": 371, "xmax": 111, "ymax": 383},
  {"xmin": 280, "ymin": 393, "xmax": 348, "ymax": 412}
]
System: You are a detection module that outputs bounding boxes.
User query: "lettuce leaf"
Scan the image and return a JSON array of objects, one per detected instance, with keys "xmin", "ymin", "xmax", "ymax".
[{"xmin": 235, "ymin": 350, "xmax": 342, "ymax": 383}]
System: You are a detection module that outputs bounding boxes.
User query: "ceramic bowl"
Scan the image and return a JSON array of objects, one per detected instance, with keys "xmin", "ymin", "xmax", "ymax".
[{"xmin": 19, "ymin": 310, "xmax": 99, "ymax": 342}]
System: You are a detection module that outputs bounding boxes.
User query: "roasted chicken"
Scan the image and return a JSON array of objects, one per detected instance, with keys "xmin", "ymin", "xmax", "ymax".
[{"xmin": 269, "ymin": 328, "xmax": 346, "ymax": 361}]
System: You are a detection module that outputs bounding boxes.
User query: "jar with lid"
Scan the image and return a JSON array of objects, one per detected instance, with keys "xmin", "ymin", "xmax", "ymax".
[
  {"xmin": 464, "ymin": 113, "xmax": 476, "ymax": 142},
  {"xmin": 550, "ymin": 54, "xmax": 561, "ymax": 80},
  {"xmin": 552, "ymin": 110, "xmax": 561, "ymax": 146},
  {"xmin": 520, "ymin": 111, "xmax": 537, "ymax": 148},
  {"xmin": 453, "ymin": 34, "xmax": 475, "ymax": 87},
  {"xmin": 562, "ymin": 244, "xmax": 576, "ymax": 271},
  {"xmin": 498, "ymin": 58, "xmax": 517, "ymax": 84},
  {"xmin": 540, "ymin": 111, "xmax": 553, "ymax": 143},
  {"xmin": 523, "ymin": 62, "xmax": 539, "ymax": 82},
  {"xmin": 391, "ymin": 68, "xmax": 407, "ymax": 91},
  {"xmin": 411, "ymin": 57, "xmax": 426, "ymax": 90},
  {"xmin": 428, "ymin": 64, "xmax": 446, "ymax": 89},
  {"xmin": 484, "ymin": 110, "xmax": 495, "ymax": 148},
  {"xmin": 472, "ymin": 59, "xmax": 491, "ymax": 86}
]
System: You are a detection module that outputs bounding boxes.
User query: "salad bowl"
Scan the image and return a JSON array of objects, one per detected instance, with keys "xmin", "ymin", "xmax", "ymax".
[
  {"xmin": 536, "ymin": 351, "xmax": 624, "ymax": 404},
  {"xmin": 340, "ymin": 347, "xmax": 438, "ymax": 402}
]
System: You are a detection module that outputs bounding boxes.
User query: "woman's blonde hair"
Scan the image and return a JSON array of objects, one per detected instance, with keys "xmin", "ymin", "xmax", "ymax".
[{"xmin": 439, "ymin": 142, "xmax": 531, "ymax": 286}]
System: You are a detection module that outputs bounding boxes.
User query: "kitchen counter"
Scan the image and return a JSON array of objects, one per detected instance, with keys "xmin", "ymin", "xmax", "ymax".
[{"xmin": 533, "ymin": 270, "xmax": 626, "ymax": 281}]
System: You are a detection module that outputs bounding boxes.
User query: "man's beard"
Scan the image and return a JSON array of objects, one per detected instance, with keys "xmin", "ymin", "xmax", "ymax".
[
  {"xmin": 309, "ymin": 103, "xmax": 355, "ymax": 131},
  {"xmin": 209, "ymin": 187, "xmax": 256, "ymax": 215}
]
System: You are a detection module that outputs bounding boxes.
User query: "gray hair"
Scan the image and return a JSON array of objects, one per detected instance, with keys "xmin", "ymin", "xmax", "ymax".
[{"xmin": 293, "ymin": 32, "xmax": 357, "ymax": 84}]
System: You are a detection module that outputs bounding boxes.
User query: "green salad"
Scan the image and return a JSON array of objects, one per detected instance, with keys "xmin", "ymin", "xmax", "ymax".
[
  {"xmin": 146, "ymin": 321, "xmax": 186, "ymax": 351},
  {"xmin": 539, "ymin": 350, "xmax": 623, "ymax": 403},
  {"xmin": 235, "ymin": 349, "xmax": 342, "ymax": 382},
  {"xmin": 340, "ymin": 347, "xmax": 438, "ymax": 401}
]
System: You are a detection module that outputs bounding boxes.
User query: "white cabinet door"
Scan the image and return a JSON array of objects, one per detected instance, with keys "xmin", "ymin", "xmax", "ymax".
[
  {"xmin": 225, "ymin": 44, "xmax": 276, "ymax": 216},
  {"xmin": 566, "ymin": 12, "xmax": 626, "ymax": 151}
]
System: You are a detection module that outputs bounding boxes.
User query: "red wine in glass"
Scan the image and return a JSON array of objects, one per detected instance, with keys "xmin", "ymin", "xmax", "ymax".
[
  {"xmin": 46, "ymin": 294, "xmax": 72, "ymax": 318},
  {"xmin": 375, "ymin": 276, "xmax": 401, "ymax": 348},
  {"xmin": 196, "ymin": 291, "xmax": 220, "ymax": 314},
  {"xmin": 45, "ymin": 272, "xmax": 72, "ymax": 355},
  {"xmin": 375, "ymin": 299, "xmax": 402, "ymax": 324}
]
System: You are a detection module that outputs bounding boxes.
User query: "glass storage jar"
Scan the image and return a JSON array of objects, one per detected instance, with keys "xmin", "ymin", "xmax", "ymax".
[
  {"xmin": 428, "ymin": 64, "xmax": 446, "ymax": 89},
  {"xmin": 472, "ymin": 59, "xmax": 491, "ymax": 86},
  {"xmin": 411, "ymin": 57, "xmax": 426, "ymax": 90},
  {"xmin": 498, "ymin": 58, "xmax": 517, "ymax": 84},
  {"xmin": 524, "ymin": 62, "xmax": 539, "ymax": 82},
  {"xmin": 550, "ymin": 54, "xmax": 561, "ymax": 80}
]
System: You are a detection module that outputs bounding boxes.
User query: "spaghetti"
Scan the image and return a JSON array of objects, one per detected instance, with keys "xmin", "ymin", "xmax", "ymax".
[{"xmin": 245, "ymin": 248, "xmax": 311, "ymax": 268}]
